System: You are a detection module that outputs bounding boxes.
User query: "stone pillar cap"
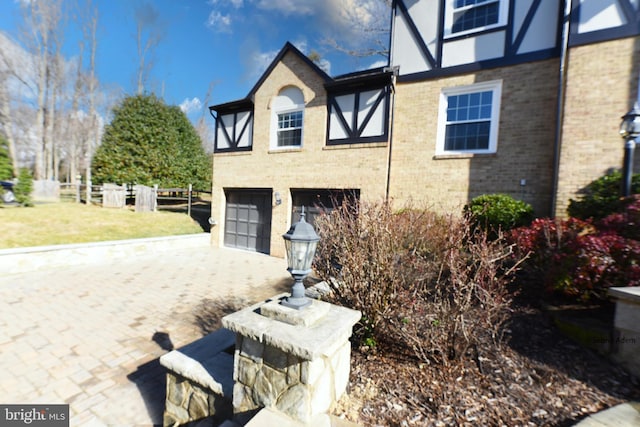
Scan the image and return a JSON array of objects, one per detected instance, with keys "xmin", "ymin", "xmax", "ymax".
[
  {"xmin": 222, "ymin": 294, "xmax": 361, "ymax": 360},
  {"xmin": 609, "ymin": 287, "xmax": 640, "ymax": 303}
]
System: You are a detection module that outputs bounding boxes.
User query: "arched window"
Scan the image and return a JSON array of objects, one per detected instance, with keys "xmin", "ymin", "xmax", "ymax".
[{"xmin": 271, "ymin": 86, "xmax": 304, "ymax": 149}]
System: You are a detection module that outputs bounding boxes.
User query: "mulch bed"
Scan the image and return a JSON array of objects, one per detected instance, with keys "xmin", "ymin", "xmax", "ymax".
[{"xmin": 334, "ymin": 307, "xmax": 640, "ymax": 426}]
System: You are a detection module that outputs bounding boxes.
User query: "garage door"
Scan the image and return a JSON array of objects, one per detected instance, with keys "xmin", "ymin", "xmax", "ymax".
[
  {"xmin": 291, "ymin": 189, "xmax": 360, "ymax": 229},
  {"xmin": 224, "ymin": 190, "xmax": 272, "ymax": 254}
]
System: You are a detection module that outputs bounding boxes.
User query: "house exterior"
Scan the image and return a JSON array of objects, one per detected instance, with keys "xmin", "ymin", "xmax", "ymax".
[{"xmin": 209, "ymin": 0, "xmax": 640, "ymax": 257}]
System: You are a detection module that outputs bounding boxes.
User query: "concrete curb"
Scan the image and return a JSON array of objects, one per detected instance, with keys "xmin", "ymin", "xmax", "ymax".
[{"xmin": 0, "ymin": 233, "xmax": 211, "ymax": 275}]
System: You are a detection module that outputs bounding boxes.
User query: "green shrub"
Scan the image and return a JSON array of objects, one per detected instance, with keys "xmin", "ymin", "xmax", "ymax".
[
  {"xmin": 465, "ymin": 194, "xmax": 533, "ymax": 237},
  {"xmin": 567, "ymin": 170, "xmax": 640, "ymax": 220},
  {"xmin": 313, "ymin": 201, "xmax": 516, "ymax": 365},
  {"xmin": 14, "ymin": 168, "xmax": 33, "ymax": 207},
  {"xmin": 0, "ymin": 135, "xmax": 13, "ymax": 180}
]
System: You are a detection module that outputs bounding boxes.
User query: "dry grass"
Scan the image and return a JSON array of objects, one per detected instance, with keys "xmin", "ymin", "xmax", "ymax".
[{"xmin": 0, "ymin": 202, "xmax": 204, "ymax": 249}]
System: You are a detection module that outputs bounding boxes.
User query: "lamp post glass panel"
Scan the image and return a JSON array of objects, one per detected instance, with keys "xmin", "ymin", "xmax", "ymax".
[
  {"xmin": 282, "ymin": 208, "xmax": 319, "ymax": 310},
  {"xmin": 619, "ymin": 102, "xmax": 640, "ymax": 197}
]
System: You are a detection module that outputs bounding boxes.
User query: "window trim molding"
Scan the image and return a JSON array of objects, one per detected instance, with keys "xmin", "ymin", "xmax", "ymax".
[
  {"xmin": 435, "ymin": 79, "xmax": 502, "ymax": 156},
  {"xmin": 271, "ymin": 105, "xmax": 305, "ymax": 150},
  {"xmin": 443, "ymin": 0, "xmax": 509, "ymax": 39}
]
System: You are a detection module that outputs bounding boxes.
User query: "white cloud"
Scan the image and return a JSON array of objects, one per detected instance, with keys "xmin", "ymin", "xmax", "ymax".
[
  {"xmin": 180, "ymin": 97, "xmax": 202, "ymax": 115},
  {"xmin": 254, "ymin": 0, "xmax": 315, "ymax": 15},
  {"xmin": 368, "ymin": 59, "xmax": 388, "ymax": 69},
  {"xmin": 317, "ymin": 58, "xmax": 331, "ymax": 75},
  {"xmin": 208, "ymin": 0, "xmax": 243, "ymax": 7},
  {"xmin": 247, "ymin": 49, "xmax": 279, "ymax": 79},
  {"xmin": 206, "ymin": 11, "xmax": 232, "ymax": 33}
]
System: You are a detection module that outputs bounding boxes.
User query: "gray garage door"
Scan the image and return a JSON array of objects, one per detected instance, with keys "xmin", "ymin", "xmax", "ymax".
[
  {"xmin": 291, "ymin": 189, "xmax": 360, "ymax": 229},
  {"xmin": 224, "ymin": 190, "xmax": 272, "ymax": 254}
]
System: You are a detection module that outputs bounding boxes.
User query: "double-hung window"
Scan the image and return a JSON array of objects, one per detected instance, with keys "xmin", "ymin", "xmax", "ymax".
[
  {"xmin": 271, "ymin": 86, "xmax": 305, "ymax": 149},
  {"xmin": 277, "ymin": 110, "xmax": 303, "ymax": 147},
  {"xmin": 436, "ymin": 80, "xmax": 502, "ymax": 155},
  {"xmin": 444, "ymin": 0, "xmax": 508, "ymax": 37}
]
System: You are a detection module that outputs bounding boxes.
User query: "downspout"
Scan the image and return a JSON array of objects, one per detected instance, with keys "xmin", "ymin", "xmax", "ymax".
[
  {"xmin": 550, "ymin": 0, "xmax": 572, "ymax": 217},
  {"xmin": 385, "ymin": 68, "xmax": 398, "ymax": 201},
  {"xmin": 385, "ymin": 2, "xmax": 399, "ymax": 202},
  {"xmin": 208, "ymin": 107, "xmax": 218, "ymax": 230}
]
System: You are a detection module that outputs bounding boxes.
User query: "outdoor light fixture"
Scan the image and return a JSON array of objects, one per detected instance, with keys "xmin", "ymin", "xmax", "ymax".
[
  {"xmin": 281, "ymin": 207, "xmax": 319, "ymax": 310},
  {"xmin": 619, "ymin": 101, "xmax": 640, "ymax": 197}
]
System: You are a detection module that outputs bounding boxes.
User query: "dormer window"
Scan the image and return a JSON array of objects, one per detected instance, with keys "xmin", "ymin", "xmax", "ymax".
[
  {"xmin": 271, "ymin": 86, "xmax": 305, "ymax": 149},
  {"xmin": 444, "ymin": 0, "xmax": 508, "ymax": 38}
]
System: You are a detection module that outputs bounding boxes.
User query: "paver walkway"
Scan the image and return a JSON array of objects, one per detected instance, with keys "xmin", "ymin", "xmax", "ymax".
[{"xmin": 0, "ymin": 243, "xmax": 291, "ymax": 426}]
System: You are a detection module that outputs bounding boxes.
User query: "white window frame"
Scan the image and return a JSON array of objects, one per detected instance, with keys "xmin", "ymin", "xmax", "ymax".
[
  {"xmin": 443, "ymin": 0, "xmax": 509, "ymax": 38},
  {"xmin": 270, "ymin": 87, "xmax": 305, "ymax": 150},
  {"xmin": 435, "ymin": 80, "xmax": 502, "ymax": 156}
]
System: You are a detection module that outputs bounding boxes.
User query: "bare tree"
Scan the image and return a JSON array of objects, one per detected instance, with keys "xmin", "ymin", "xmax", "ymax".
[
  {"xmin": 134, "ymin": 2, "xmax": 163, "ymax": 95},
  {"xmin": 324, "ymin": 0, "xmax": 392, "ymax": 59},
  {"xmin": 196, "ymin": 80, "xmax": 217, "ymax": 154},
  {"xmin": 0, "ymin": 34, "xmax": 29, "ymax": 177},
  {"xmin": 18, "ymin": 0, "xmax": 65, "ymax": 180},
  {"xmin": 84, "ymin": 1, "xmax": 99, "ymax": 202}
]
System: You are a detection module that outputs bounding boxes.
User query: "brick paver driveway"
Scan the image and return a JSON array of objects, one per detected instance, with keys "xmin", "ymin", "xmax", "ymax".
[{"xmin": 0, "ymin": 244, "xmax": 291, "ymax": 426}]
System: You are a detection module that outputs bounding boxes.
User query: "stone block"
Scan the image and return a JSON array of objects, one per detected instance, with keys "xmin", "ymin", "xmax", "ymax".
[
  {"xmin": 609, "ymin": 287, "xmax": 640, "ymax": 378},
  {"xmin": 331, "ymin": 341, "xmax": 352, "ymax": 399},
  {"xmin": 260, "ymin": 298, "xmax": 331, "ymax": 326},
  {"xmin": 241, "ymin": 337, "xmax": 265, "ymax": 363},
  {"xmin": 233, "ymin": 383, "xmax": 256, "ymax": 413},
  {"xmin": 275, "ymin": 384, "xmax": 310, "ymax": 422},
  {"xmin": 223, "ymin": 299, "xmax": 360, "ymax": 360},
  {"xmin": 286, "ymin": 357, "xmax": 300, "ymax": 385},
  {"xmin": 224, "ymin": 295, "xmax": 361, "ymax": 424},
  {"xmin": 310, "ymin": 368, "xmax": 333, "ymax": 416},
  {"xmin": 264, "ymin": 344, "xmax": 289, "ymax": 370},
  {"xmin": 301, "ymin": 357, "xmax": 325, "ymax": 385},
  {"xmin": 252, "ymin": 368, "xmax": 276, "ymax": 407},
  {"xmin": 236, "ymin": 356, "xmax": 260, "ymax": 387},
  {"xmin": 187, "ymin": 388, "xmax": 210, "ymax": 419},
  {"xmin": 160, "ymin": 328, "xmax": 235, "ymax": 426}
]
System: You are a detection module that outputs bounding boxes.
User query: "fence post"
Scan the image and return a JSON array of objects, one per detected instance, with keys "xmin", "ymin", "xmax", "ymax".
[
  {"xmin": 188, "ymin": 184, "xmax": 192, "ymax": 217},
  {"xmin": 154, "ymin": 184, "xmax": 158, "ymax": 212},
  {"xmin": 86, "ymin": 180, "xmax": 92, "ymax": 205},
  {"xmin": 76, "ymin": 181, "xmax": 81, "ymax": 203}
]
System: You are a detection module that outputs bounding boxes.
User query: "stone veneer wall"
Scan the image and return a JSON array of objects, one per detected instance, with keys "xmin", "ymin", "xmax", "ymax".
[
  {"xmin": 164, "ymin": 371, "xmax": 232, "ymax": 426},
  {"xmin": 233, "ymin": 335, "xmax": 351, "ymax": 422}
]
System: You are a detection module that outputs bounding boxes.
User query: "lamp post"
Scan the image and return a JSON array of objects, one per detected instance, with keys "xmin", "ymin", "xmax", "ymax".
[
  {"xmin": 281, "ymin": 208, "xmax": 319, "ymax": 310},
  {"xmin": 619, "ymin": 102, "xmax": 640, "ymax": 197}
]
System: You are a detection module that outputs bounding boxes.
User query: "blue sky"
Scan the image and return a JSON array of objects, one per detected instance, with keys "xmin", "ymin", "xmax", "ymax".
[{"xmin": 0, "ymin": 0, "xmax": 390, "ymax": 123}]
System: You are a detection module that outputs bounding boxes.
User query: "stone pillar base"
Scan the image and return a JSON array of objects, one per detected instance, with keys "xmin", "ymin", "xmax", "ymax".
[
  {"xmin": 222, "ymin": 294, "xmax": 361, "ymax": 424},
  {"xmin": 609, "ymin": 287, "xmax": 640, "ymax": 378},
  {"xmin": 159, "ymin": 328, "xmax": 236, "ymax": 426}
]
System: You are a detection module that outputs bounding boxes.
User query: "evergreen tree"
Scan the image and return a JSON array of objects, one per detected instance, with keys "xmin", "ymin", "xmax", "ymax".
[
  {"xmin": 0, "ymin": 135, "xmax": 13, "ymax": 180},
  {"xmin": 14, "ymin": 168, "xmax": 33, "ymax": 207},
  {"xmin": 92, "ymin": 94, "xmax": 211, "ymax": 189}
]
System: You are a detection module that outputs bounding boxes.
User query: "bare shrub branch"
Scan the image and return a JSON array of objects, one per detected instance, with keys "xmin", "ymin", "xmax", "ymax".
[{"xmin": 313, "ymin": 200, "xmax": 518, "ymax": 364}]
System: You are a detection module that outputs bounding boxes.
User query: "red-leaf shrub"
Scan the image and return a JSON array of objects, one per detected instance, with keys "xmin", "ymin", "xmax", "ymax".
[{"xmin": 509, "ymin": 201, "xmax": 640, "ymax": 303}]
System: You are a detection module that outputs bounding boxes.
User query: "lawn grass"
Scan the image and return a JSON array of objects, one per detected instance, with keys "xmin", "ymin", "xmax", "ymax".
[{"xmin": 0, "ymin": 202, "xmax": 205, "ymax": 249}]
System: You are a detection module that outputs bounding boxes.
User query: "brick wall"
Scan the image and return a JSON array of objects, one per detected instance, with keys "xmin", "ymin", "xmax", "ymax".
[
  {"xmin": 555, "ymin": 36, "xmax": 640, "ymax": 217},
  {"xmin": 389, "ymin": 59, "xmax": 560, "ymax": 217},
  {"xmin": 210, "ymin": 51, "xmax": 389, "ymax": 257}
]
